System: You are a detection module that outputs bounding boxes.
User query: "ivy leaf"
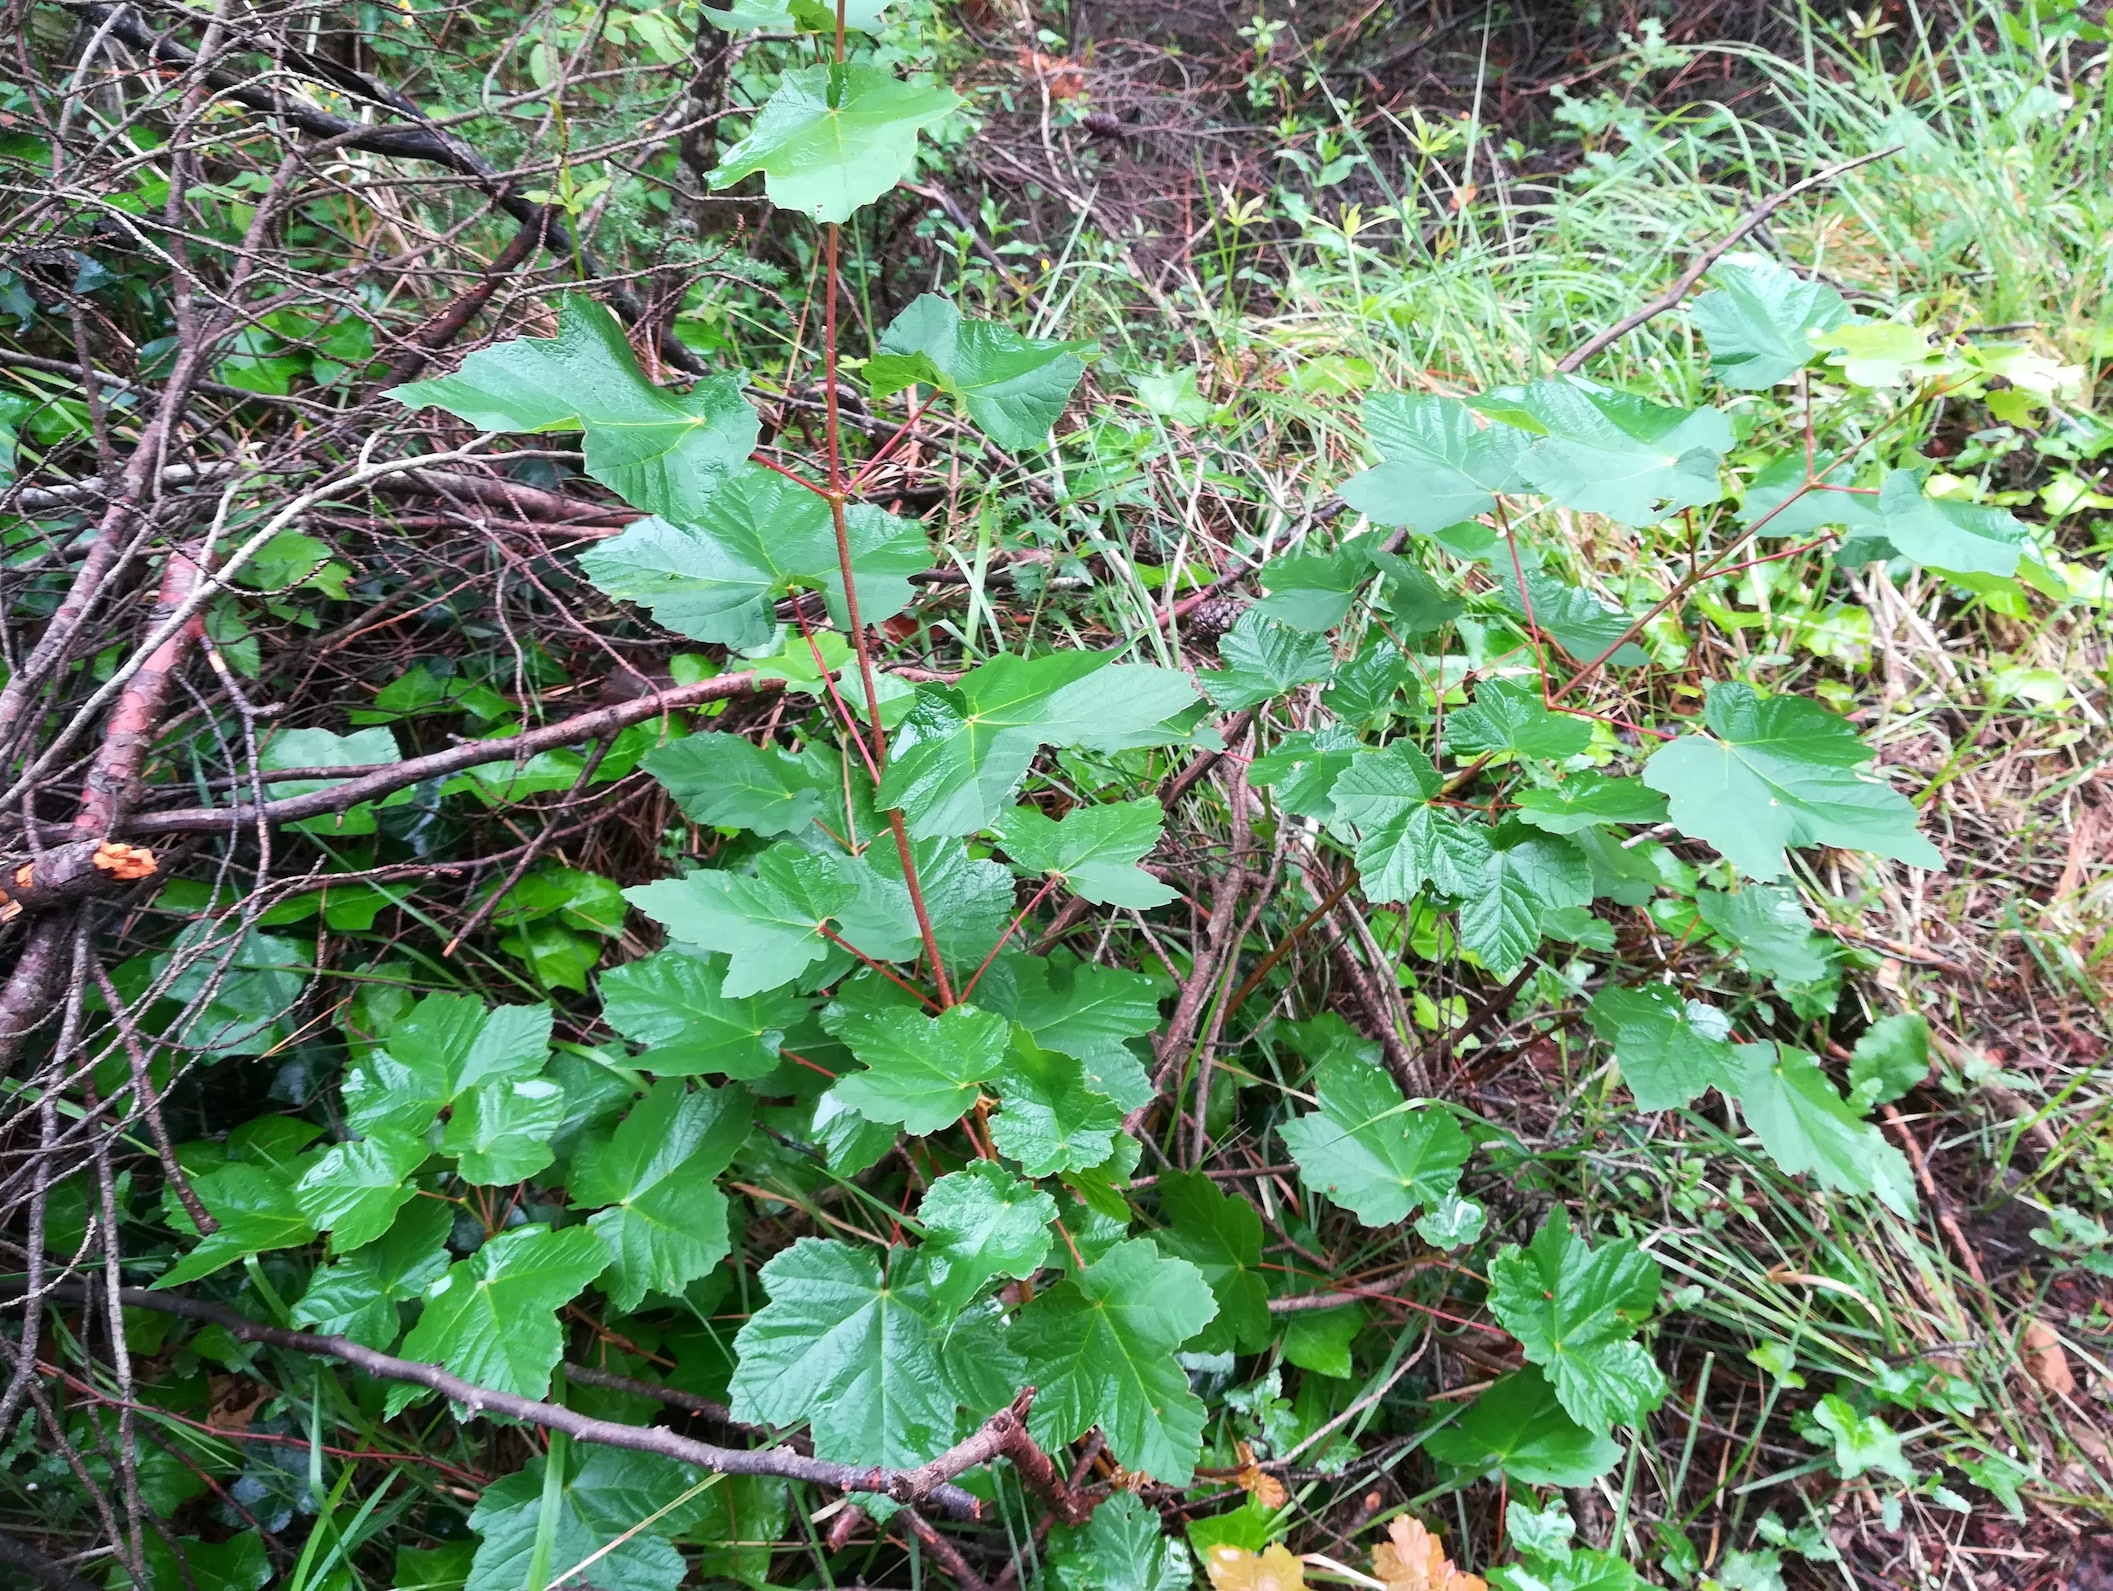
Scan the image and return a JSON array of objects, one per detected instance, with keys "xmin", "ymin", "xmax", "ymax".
[
  {"xmin": 1154, "ymin": 1170, "xmax": 1272, "ymax": 1354},
  {"xmin": 1689, "ymin": 254, "xmax": 1854, "ymax": 389},
  {"xmin": 1585, "ymin": 984, "xmax": 1740, "ymax": 1111},
  {"xmin": 467, "ymin": 1446, "xmax": 712, "ymax": 1591},
  {"xmin": 261, "ymin": 725, "xmax": 405, "ymax": 836},
  {"xmin": 709, "ymin": 64, "xmax": 961, "ymax": 223},
  {"xmin": 1642, "ymin": 682, "xmax": 1941, "ymax": 880},
  {"xmin": 1279, "ymin": 1052, "xmax": 1471, "ymax": 1226},
  {"xmin": 289, "ymin": 1199, "xmax": 453, "ymax": 1351},
  {"xmin": 989, "ymin": 1034, "xmax": 1125, "ymax": 1176},
  {"xmin": 1512, "ymin": 773, "xmax": 1666, "ymax": 835},
  {"xmin": 1488, "ymin": 553, "xmax": 1650, "ymax": 668},
  {"xmin": 823, "ymin": 1001, "xmax": 1010, "ymax": 1134},
  {"xmin": 640, "ymin": 732, "xmax": 836, "ymax": 837},
  {"xmin": 1874, "ymin": 469, "xmax": 2032, "ymax": 576},
  {"xmin": 399, "ymin": 1224, "xmax": 610, "ymax": 1401},
  {"xmin": 1487, "ymin": 1210, "xmax": 1666, "ymax": 1430},
  {"xmin": 728, "ymin": 1237, "xmax": 959, "ymax": 1467},
  {"xmin": 1012, "ymin": 1238, "xmax": 1218, "ymax": 1484},
  {"xmin": 1329, "ymin": 741, "xmax": 1493, "ymax": 903},
  {"xmin": 625, "ymin": 844, "xmax": 867, "ymax": 997},
  {"xmin": 599, "ymin": 950, "xmax": 808, "ymax": 1079},
  {"xmin": 983, "ymin": 950, "xmax": 1163, "ymax": 1109},
  {"xmin": 918, "ymin": 1161, "xmax": 1056, "ymax": 1313},
  {"xmin": 998, "ymin": 798, "xmax": 1175, "ymax": 908},
  {"xmin": 155, "ymin": 1162, "xmax": 317, "ymax": 1287},
  {"xmin": 704, "ymin": 0, "xmax": 888, "ymax": 34},
  {"xmin": 293, "ymin": 1131, "xmax": 428, "ymax": 1251},
  {"xmin": 878, "ymin": 652, "xmax": 1199, "ymax": 838},
  {"xmin": 1339, "ymin": 392, "xmax": 1529, "ymax": 534},
  {"xmin": 1457, "ymin": 833, "xmax": 1592, "ymax": 980},
  {"xmin": 571, "ymin": 1080, "xmax": 752, "ymax": 1311},
  {"xmin": 141, "ymin": 1534, "xmax": 271, "ymax": 1591},
  {"xmin": 1506, "ymin": 379, "xmax": 1732, "ymax": 524},
  {"xmin": 1422, "ymin": 1368, "xmax": 1622, "ymax": 1486},
  {"xmin": 1046, "ymin": 1491, "xmax": 1192, "ymax": 1591},
  {"xmin": 1732, "ymin": 1044, "xmax": 1917, "ymax": 1216},
  {"xmin": 389, "ymin": 294, "xmax": 756, "ymax": 524},
  {"xmin": 1848, "ymin": 1013, "xmax": 1930, "ymax": 1109},
  {"xmin": 867, "ymin": 295, "xmax": 1092, "ymax": 449},
  {"xmin": 1250, "ymin": 726, "xmax": 1361, "ymax": 822},
  {"xmin": 1444, "ymin": 678, "xmax": 1593, "ymax": 762},
  {"xmin": 1695, "ymin": 885, "xmax": 1832, "ymax": 985},
  {"xmin": 438, "ymin": 1077, "xmax": 567, "ymax": 1186},
  {"xmin": 1251, "ymin": 542, "xmax": 1376, "ymax": 631},
  {"xmin": 578, "ymin": 464, "xmax": 929, "ymax": 650},
  {"xmin": 1198, "ymin": 610, "xmax": 1336, "ymax": 710}
]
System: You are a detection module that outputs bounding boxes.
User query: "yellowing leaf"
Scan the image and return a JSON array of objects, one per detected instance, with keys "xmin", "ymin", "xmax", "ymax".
[
  {"xmin": 1205, "ymin": 1544, "xmax": 1306, "ymax": 1591},
  {"xmin": 1372, "ymin": 1518, "xmax": 1485, "ymax": 1591}
]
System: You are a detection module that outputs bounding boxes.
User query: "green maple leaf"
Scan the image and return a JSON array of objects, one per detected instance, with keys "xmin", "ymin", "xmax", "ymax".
[
  {"xmin": 1457, "ymin": 832, "xmax": 1592, "ymax": 979},
  {"xmin": 1873, "ymin": 468, "xmax": 2033, "ymax": 576},
  {"xmin": 625, "ymin": 844, "xmax": 882, "ymax": 997},
  {"xmin": 979, "ymin": 950, "xmax": 1164, "ymax": 1109},
  {"xmin": 823, "ymin": 1001, "xmax": 1010, "ymax": 1134},
  {"xmin": 1153, "ymin": 1170, "xmax": 1271, "ymax": 1354},
  {"xmin": 1811, "ymin": 1395, "xmax": 1914, "ymax": 1482},
  {"xmin": 709, "ymin": 64, "xmax": 961, "ymax": 223},
  {"xmin": 1732, "ymin": 1043, "xmax": 1916, "ymax": 1215},
  {"xmin": 578, "ymin": 463, "xmax": 930, "ymax": 650},
  {"xmin": 877, "ymin": 652, "xmax": 1198, "ymax": 838},
  {"xmin": 1689, "ymin": 254, "xmax": 1855, "ymax": 389},
  {"xmin": 1642, "ymin": 682, "xmax": 1941, "ymax": 880},
  {"xmin": 988, "ymin": 1034, "xmax": 1124, "ymax": 1176},
  {"xmin": 399, "ymin": 1223, "xmax": 609, "ymax": 1401},
  {"xmin": 1848, "ymin": 1013, "xmax": 1929, "ymax": 1109},
  {"xmin": 1338, "ymin": 392, "xmax": 1529, "ymax": 534},
  {"xmin": 1328, "ymin": 740, "xmax": 1492, "ymax": 903},
  {"xmin": 640, "ymin": 732, "xmax": 838, "ymax": 837},
  {"xmin": 1279, "ymin": 1051, "xmax": 1471, "ymax": 1226},
  {"xmin": 1045, "ymin": 1492, "xmax": 1192, "ymax": 1591},
  {"xmin": 1012, "ymin": 1238, "xmax": 1218, "ymax": 1484},
  {"xmin": 1250, "ymin": 542, "xmax": 1377, "ymax": 631},
  {"xmin": 728, "ymin": 1237, "xmax": 959, "ymax": 1466},
  {"xmin": 1585, "ymin": 984, "xmax": 1739, "ymax": 1111},
  {"xmin": 1443, "ymin": 678, "xmax": 1592, "ymax": 762},
  {"xmin": 1250, "ymin": 724, "xmax": 1361, "ymax": 821},
  {"xmin": 1197, "ymin": 610, "xmax": 1336, "ymax": 710},
  {"xmin": 1422, "ymin": 1368, "xmax": 1621, "ymax": 1486},
  {"xmin": 438, "ymin": 1076, "xmax": 567, "ymax": 1186},
  {"xmin": 467, "ymin": 1446, "xmax": 713, "ymax": 1591},
  {"xmin": 1738, "ymin": 451, "xmax": 1884, "ymax": 539},
  {"xmin": 1511, "ymin": 772, "xmax": 1666, "ymax": 834},
  {"xmin": 1323, "ymin": 638, "xmax": 1414, "ymax": 722},
  {"xmin": 155, "ymin": 1161, "xmax": 317, "ymax": 1287},
  {"xmin": 1695, "ymin": 884, "xmax": 1832, "ymax": 985},
  {"xmin": 867, "ymin": 294, "xmax": 1093, "ymax": 449},
  {"xmin": 598, "ymin": 949, "xmax": 808, "ymax": 1079},
  {"xmin": 570, "ymin": 1080, "xmax": 752, "ymax": 1310},
  {"xmin": 917, "ymin": 1161, "xmax": 1056, "ymax": 1313},
  {"xmin": 1503, "ymin": 379, "xmax": 1732, "ymax": 524},
  {"xmin": 293, "ymin": 1131, "xmax": 427, "ymax": 1251},
  {"xmin": 290, "ymin": 1199, "xmax": 453, "ymax": 1350},
  {"xmin": 1487, "ymin": 550, "xmax": 1651, "ymax": 668},
  {"xmin": 388, "ymin": 294, "xmax": 756, "ymax": 523},
  {"xmin": 1487, "ymin": 1210, "xmax": 1666, "ymax": 1431},
  {"xmin": 998, "ymin": 797, "xmax": 1175, "ymax": 908}
]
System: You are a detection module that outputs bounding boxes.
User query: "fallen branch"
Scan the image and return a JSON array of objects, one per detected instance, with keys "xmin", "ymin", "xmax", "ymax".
[
  {"xmin": 1, "ymin": 1280, "xmax": 983, "ymax": 1518},
  {"xmin": 122, "ymin": 671, "xmax": 775, "ymax": 835}
]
